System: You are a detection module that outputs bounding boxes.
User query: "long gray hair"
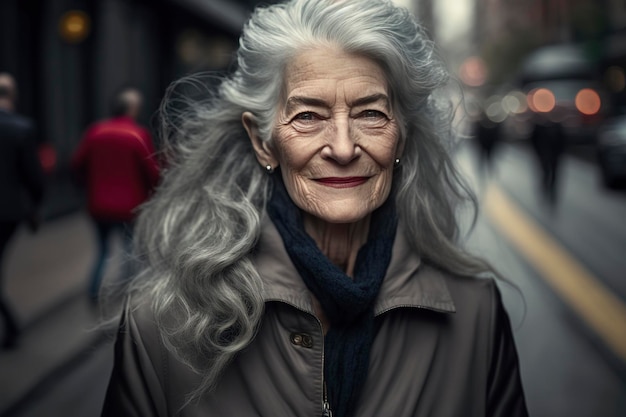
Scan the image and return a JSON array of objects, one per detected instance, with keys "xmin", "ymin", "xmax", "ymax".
[{"xmin": 130, "ymin": 0, "xmax": 490, "ymax": 400}]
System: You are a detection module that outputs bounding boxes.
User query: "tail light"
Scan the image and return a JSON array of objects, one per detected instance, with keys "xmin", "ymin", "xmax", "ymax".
[
  {"xmin": 575, "ymin": 88, "xmax": 601, "ymax": 115},
  {"xmin": 527, "ymin": 88, "xmax": 556, "ymax": 113}
]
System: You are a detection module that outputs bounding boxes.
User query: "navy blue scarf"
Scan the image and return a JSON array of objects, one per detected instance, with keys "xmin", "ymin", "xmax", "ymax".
[{"xmin": 266, "ymin": 177, "xmax": 397, "ymax": 417}]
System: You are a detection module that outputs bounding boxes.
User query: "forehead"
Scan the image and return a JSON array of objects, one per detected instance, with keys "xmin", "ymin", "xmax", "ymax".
[{"xmin": 283, "ymin": 47, "xmax": 389, "ymax": 97}]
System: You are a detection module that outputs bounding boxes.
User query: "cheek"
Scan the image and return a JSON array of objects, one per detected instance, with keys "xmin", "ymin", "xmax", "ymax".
[
  {"xmin": 380, "ymin": 166, "xmax": 396, "ymax": 191},
  {"xmin": 362, "ymin": 134, "xmax": 401, "ymax": 167},
  {"xmin": 380, "ymin": 143, "xmax": 399, "ymax": 164},
  {"xmin": 281, "ymin": 172, "xmax": 310, "ymax": 205},
  {"xmin": 272, "ymin": 128, "xmax": 319, "ymax": 170}
]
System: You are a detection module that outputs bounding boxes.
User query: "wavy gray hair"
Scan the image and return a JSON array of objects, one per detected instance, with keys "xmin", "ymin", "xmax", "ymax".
[{"xmin": 129, "ymin": 0, "xmax": 490, "ymax": 401}]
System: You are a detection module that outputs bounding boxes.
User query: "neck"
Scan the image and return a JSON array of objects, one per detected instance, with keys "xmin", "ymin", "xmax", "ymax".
[{"xmin": 303, "ymin": 214, "xmax": 371, "ymax": 277}]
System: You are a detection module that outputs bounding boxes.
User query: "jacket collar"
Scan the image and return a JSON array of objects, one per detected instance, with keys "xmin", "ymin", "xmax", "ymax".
[{"xmin": 253, "ymin": 217, "xmax": 456, "ymax": 316}]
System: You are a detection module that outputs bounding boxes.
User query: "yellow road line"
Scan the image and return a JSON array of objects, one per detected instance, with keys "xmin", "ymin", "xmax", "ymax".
[{"xmin": 484, "ymin": 184, "xmax": 626, "ymax": 362}]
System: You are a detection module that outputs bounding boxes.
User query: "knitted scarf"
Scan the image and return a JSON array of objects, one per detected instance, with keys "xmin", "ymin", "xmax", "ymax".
[{"xmin": 266, "ymin": 177, "xmax": 397, "ymax": 417}]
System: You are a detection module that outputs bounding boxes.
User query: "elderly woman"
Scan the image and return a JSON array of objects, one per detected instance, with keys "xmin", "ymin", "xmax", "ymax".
[{"xmin": 101, "ymin": 0, "xmax": 528, "ymax": 416}]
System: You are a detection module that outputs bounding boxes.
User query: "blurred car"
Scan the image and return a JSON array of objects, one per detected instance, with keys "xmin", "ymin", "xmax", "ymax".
[
  {"xmin": 520, "ymin": 43, "xmax": 593, "ymax": 83},
  {"xmin": 523, "ymin": 78, "xmax": 606, "ymax": 144},
  {"xmin": 597, "ymin": 115, "xmax": 626, "ymax": 187},
  {"xmin": 503, "ymin": 43, "xmax": 610, "ymax": 144}
]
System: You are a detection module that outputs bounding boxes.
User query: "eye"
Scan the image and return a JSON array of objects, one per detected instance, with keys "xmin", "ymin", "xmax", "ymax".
[
  {"xmin": 288, "ymin": 111, "xmax": 325, "ymax": 132},
  {"xmin": 360, "ymin": 110, "xmax": 387, "ymax": 119},
  {"xmin": 293, "ymin": 111, "xmax": 318, "ymax": 122}
]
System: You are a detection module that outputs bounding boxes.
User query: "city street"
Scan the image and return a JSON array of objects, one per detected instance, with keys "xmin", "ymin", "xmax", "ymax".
[
  {"xmin": 0, "ymin": 213, "xmax": 120, "ymax": 417},
  {"xmin": 459, "ymin": 140, "xmax": 626, "ymax": 417},
  {"xmin": 1, "ymin": 0, "xmax": 624, "ymax": 415},
  {"xmin": 0, "ymin": 140, "xmax": 625, "ymax": 417}
]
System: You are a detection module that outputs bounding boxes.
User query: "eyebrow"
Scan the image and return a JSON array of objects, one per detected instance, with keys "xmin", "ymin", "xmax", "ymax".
[
  {"xmin": 285, "ymin": 96, "xmax": 329, "ymax": 115},
  {"xmin": 284, "ymin": 93, "xmax": 390, "ymax": 115},
  {"xmin": 350, "ymin": 93, "xmax": 390, "ymax": 110}
]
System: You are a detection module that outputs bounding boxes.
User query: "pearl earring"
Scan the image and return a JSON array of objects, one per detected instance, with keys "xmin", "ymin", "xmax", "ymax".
[
  {"xmin": 394, "ymin": 158, "xmax": 401, "ymax": 167},
  {"xmin": 265, "ymin": 165, "xmax": 274, "ymax": 174}
]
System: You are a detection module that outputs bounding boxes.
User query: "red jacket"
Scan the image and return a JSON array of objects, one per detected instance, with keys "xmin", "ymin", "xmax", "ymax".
[{"xmin": 72, "ymin": 116, "xmax": 160, "ymax": 222}]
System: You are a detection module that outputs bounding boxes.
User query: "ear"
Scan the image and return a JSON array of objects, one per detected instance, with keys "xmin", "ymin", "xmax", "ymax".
[{"xmin": 242, "ymin": 112, "xmax": 278, "ymax": 169}]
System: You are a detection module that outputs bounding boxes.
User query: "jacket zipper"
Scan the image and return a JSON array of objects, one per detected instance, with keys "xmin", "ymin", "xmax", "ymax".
[
  {"xmin": 322, "ymin": 381, "xmax": 333, "ymax": 417},
  {"xmin": 267, "ymin": 300, "xmax": 450, "ymax": 416},
  {"xmin": 267, "ymin": 299, "xmax": 332, "ymax": 417}
]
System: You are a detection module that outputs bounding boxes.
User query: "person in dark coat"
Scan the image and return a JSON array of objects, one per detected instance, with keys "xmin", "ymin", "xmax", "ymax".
[
  {"xmin": 72, "ymin": 88, "xmax": 160, "ymax": 301},
  {"xmin": 101, "ymin": 1, "xmax": 528, "ymax": 416},
  {"xmin": 530, "ymin": 113, "xmax": 566, "ymax": 206},
  {"xmin": 473, "ymin": 109, "xmax": 501, "ymax": 177},
  {"xmin": 0, "ymin": 72, "xmax": 44, "ymax": 349}
]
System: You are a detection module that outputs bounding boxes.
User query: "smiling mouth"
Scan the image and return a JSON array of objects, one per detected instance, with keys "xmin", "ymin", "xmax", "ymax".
[{"xmin": 315, "ymin": 176, "xmax": 370, "ymax": 188}]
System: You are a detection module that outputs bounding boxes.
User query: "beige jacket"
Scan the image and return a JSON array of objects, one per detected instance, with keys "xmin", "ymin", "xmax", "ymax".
[{"xmin": 102, "ymin": 219, "xmax": 528, "ymax": 417}]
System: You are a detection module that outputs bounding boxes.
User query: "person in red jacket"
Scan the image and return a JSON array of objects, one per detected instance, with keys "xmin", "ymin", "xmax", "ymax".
[{"xmin": 72, "ymin": 87, "xmax": 159, "ymax": 301}]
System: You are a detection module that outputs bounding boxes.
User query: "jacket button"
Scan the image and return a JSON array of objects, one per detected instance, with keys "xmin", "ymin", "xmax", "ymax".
[{"xmin": 290, "ymin": 332, "xmax": 313, "ymax": 348}]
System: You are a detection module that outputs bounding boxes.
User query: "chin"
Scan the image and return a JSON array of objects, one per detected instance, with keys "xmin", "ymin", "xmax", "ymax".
[{"xmin": 307, "ymin": 205, "xmax": 375, "ymax": 225}]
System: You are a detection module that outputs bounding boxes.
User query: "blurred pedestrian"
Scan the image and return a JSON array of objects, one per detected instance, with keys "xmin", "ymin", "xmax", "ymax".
[
  {"xmin": 72, "ymin": 87, "xmax": 159, "ymax": 301},
  {"xmin": 473, "ymin": 109, "xmax": 501, "ymax": 177},
  {"xmin": 0, "ymin": 72, "xmax": 44, "ymax": 349},
  {"xmin": 530, "ymin": 113, "xmax": 566, "ymax": 206}
]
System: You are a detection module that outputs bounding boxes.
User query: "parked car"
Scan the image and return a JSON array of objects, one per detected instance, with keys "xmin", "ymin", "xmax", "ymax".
[{"xmin": 597, "ymin": 115, "xmax": 626, "ymax": 187}]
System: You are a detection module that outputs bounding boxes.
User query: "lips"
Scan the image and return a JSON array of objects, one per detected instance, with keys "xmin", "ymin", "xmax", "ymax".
[{"xmin": 315, "ymin": 176, "xmax": 370, "ymax": 188}]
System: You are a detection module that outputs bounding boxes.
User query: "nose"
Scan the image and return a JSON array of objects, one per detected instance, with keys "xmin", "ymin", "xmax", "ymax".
[{"xmin": 320, "ymin": 118, "xmax": 361, "ymax": 165}]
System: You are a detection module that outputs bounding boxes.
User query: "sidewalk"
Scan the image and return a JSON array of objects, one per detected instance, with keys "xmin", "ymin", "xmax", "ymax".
[{"xmin": 0, "ymin": 212, "xmax": 122, "ymax": 416}]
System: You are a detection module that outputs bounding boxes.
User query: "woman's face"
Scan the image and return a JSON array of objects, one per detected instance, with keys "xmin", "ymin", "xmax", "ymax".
[{"xmin": 248, "ymin": 47, "xmax": 403, "ymax": 224}]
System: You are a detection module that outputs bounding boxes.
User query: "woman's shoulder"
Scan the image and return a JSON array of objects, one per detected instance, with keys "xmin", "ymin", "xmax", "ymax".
[
  {"xmin": 377, "ymin": 260, "xmax": 502, "ymax": 317},
  {"xmin": 120, "ymin": 296, "xmax": 162, "ymax": 348},
  {"xmin": 443, "ymin": 269, "xmax": 499, "ymax": 296},
  {"xmin": 426, "ymin": 265, "xmax": 504, "ymax": 316}
]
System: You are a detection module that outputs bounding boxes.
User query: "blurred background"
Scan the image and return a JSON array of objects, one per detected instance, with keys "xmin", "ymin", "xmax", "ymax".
[{"xmin": 0, "ymin": 0, "xmax": 624, "ymax": 416}]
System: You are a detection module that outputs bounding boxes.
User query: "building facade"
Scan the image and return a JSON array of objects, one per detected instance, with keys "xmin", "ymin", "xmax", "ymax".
[{"xmin": 473, "ymin": 0, "xmax": 624, "ymax": 92}]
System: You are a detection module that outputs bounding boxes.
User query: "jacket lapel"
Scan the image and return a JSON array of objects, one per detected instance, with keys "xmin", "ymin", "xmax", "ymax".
[
  {"xmin": 374, "ymin": 223, "xmax": 456, "ymax": 315},
  {"xmin": 254, "ymin": 217, "xmax": 456, "ymax": 316}
]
